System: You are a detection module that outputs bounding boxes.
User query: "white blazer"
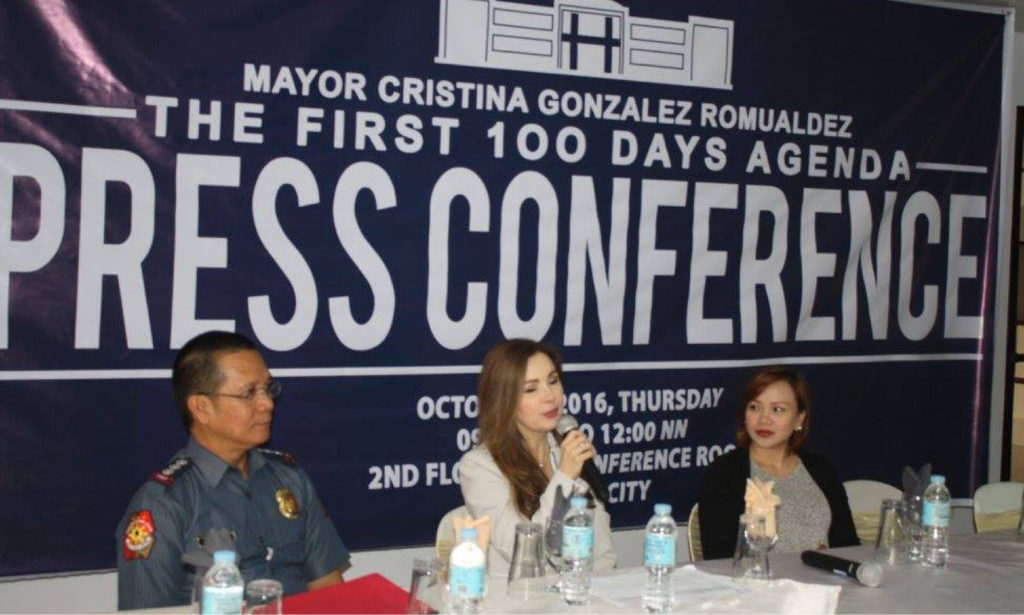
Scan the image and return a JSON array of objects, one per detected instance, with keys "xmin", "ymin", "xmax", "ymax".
[{"xmin": 458, "ymin": 436, "xmax": 617, "ymax": 577}]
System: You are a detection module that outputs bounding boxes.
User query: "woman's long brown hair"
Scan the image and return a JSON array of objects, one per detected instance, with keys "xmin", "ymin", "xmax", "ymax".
[{"xmin": 477, "ymin": 338, "xmax": 563, "ymax": 518}]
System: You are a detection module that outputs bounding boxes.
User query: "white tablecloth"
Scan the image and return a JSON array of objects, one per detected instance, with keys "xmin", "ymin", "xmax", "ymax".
[
  {"xmin": 468, "ymin": 565, "xmax": 839, "ymax": 614},
  {"xmin": 129, "ymin": 531, "xmax": 1024, "ymax": 613},
  {"xmin": 696, "ymin": 530, "xmax": 1024, "ymax": 614},
  {"xmin": 451, "ymin": 530, "xmax": 1024, "ymax": 614}
]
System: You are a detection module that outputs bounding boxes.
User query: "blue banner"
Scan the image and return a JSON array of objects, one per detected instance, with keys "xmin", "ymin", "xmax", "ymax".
[{"xmin": 0, "ymin": 0, "xmax": 1008, "ymax": 575}]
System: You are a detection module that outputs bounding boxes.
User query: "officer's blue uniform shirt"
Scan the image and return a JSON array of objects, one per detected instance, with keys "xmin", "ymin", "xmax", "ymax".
[{"xmin": 116, "ymin": 437, "xmax": 350, "ymax": 610}]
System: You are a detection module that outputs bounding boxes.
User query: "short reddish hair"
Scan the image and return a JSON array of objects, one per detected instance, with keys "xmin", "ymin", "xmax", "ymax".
[{"xmin": 735, "ymin": 366, "xmax": 811, "ymax": 452}]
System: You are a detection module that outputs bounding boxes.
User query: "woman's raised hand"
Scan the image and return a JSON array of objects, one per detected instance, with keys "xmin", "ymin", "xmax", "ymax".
[{"xmin": 557, "ymin": 429, "xmax": 595, "ymax": 480}]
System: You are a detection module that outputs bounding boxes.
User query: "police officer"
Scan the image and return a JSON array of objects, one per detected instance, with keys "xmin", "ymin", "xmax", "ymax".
[{"xmin": 116, "ymin": 331, "xmax": 350, "ymax": 610}]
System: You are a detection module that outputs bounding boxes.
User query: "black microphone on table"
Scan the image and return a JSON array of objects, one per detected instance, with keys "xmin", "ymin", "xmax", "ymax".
[
  {"xmin": 555, "ymin": 415, "xmax": 610, "ymax": 504},
  {"xmin": 800, "ymin": 550, "xmax": 883, "ymax": 587}
]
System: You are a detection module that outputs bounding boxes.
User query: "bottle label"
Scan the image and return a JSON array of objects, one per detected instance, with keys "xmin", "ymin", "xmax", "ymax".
[
  {"xmin": 201, "ymin": 586, "xmax": 243, "ymax": 615},
  {"xmin": 644, "ymin": 533, "xmax": 675, "ymax": 567},
  {"xmin": 923, "ymin": 501, "xmax": 950, "ymax": 528},
  {"xmin": 449, "ymin": 564, "xmax": 485, "ymax": 598},
  {"xmin": 562, "ymin": 525, "xmax": 593, "ymax": 559}
]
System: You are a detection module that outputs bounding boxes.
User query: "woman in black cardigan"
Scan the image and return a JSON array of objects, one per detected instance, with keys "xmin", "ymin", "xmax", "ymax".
[{"xmin": 697, "ymin": 366, "xmax": 859, "ymax": 560}]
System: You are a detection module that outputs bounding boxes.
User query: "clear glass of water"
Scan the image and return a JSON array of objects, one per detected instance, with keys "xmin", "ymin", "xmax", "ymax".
[
  {"xmin": 244, "ymin": 578, "xmax": 283, "ymax": 615},
  {"xmin": 874, "ymin": 498, "xmax": 906, "ymax": 565},
  {"xmin": 406, "ymin": 557, "xmax": 442, "ymax": 614},
  {"xmin": 543, "ymin": 518, "xmax": 564, "ymax": 592},
  {"xmin": 508, "ymin": 522, "xmax": 545, "ymax": 600},
  {"xmin": 733, "ymin": 512, "xmax": 778, "ymax": 581},
  {"xmin": 901, "ymin": 495, "xmax": 924, "ymax": 562}
]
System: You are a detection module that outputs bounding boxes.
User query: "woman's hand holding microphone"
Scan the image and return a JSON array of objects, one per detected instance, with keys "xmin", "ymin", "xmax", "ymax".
[{"xmin": 557, "ymin": 429, "xmax": 595, "ymax": 480}]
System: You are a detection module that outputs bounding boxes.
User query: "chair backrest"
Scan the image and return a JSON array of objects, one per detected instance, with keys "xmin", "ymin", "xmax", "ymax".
[
  {"xmin": 973, "ymin": 482, "xmax": 1023, "ymax": 532},
  {"xmin": 436, "ymin": 505, "xmax": 469, "ymax": 562},
  {"xmin": 687, "ymin": 503, "xmax": 703, "ymax": 562},
  {"xmin": 843, "ymin": 479, "xmax": 902, "ymax": 545}
]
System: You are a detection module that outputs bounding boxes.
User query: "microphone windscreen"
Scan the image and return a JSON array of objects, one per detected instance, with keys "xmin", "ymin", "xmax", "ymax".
[
  {"xmin": 555, "ymin": 414, "xmax": 578, "ymax": 435},
  {"xmin": 855, "ymin": 562, "xmax": 883, "ymax": 587}
]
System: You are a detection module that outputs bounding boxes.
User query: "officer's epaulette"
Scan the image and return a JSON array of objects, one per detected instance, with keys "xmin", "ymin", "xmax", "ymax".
[
  {"xmin": 147, "ymin": 457, "xmax": 192, "ymax": 487},
  {"xmin": 258, "ymin": 448, "xmax": 297, "ymax": 465}
]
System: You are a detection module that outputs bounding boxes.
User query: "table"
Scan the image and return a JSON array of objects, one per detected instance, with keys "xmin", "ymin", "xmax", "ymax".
[
  {"xmin": 698, "ymin": 530, "xmax": 1024, "ymax": 613},
  {"xmin": 456, "ymin": 530, "xmax": 1024, "ymax": 613},
  {"xmin": 131, "ymin": 531, "xmax": 1024, "ymax": 613}
]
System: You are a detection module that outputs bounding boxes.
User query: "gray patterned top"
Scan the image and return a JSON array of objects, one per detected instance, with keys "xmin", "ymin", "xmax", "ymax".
[{"xmin": 750, "ymin": 455, "xmax": 831, "ymax": 553}]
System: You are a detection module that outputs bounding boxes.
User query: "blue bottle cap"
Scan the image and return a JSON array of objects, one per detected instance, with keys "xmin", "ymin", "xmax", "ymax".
[
  {"xmin": 459, "ymin": 527, "xmax": 478, "ymax": 541},
  {"xmin": 930, "ymin": 475, "xmax": 946, "ymax": 484},
  {"xmin": 212, "ymin": 550, "xmax": 236, "ymax": 564},
  {"xmin": 570, "ymin": 496, "xmax": 587, "ymax": 508},
  {"xmin": 654, "ymin": 503, "xmax": 672, "ymax": 516}
]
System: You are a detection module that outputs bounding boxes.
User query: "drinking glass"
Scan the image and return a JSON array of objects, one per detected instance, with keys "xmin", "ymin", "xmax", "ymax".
[
  {"xmin": 244, "ymin": 579, "xmax": 283, "ymax": 615},
  {"xmin": 874, "ymin": 498, "xmax": 906, "ymax": 565},
  {"xmin": 543, "ymin": 518, "xmax": 564, "ymax": 592},
  {"xmin": 732, "ymin": 512, "xmax": 778, "ymax": 580},
  {"xmin": 901, "ymin": 494, "xmax": 924, "ymax": 562},
  {"xmin": 406, "ymin": 557, "xmax": 443, "ymax": 614},
  {"xmin": 508, "ymin": 522, "xmax": 545, "ymax": 600}
]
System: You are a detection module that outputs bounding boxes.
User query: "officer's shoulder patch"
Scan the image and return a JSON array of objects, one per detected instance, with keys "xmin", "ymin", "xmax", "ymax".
[
  {"xmin": 123, "ymin": 510, "xmax": 156, "ymax": 560},
  {"xmin": 147, "ymin": 457, "xmax": 192, "ymax": 487},
  {"xmin": 258, "ymin": 448, "xmax": 297, "ymax": 465}
]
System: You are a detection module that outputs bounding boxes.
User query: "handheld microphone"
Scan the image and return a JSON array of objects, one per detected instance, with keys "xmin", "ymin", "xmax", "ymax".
[
  {"xmin": 555, "ymin": 415, "xmax": 610, "ymax": 504},
  {"xmin": 800, "ymin": 550, "xmax": 883, "ymax": 587}
]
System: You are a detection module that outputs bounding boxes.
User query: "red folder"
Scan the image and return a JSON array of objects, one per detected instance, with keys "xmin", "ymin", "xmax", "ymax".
[{"xmin": 283, "ymin": 573, "xmax": 411, "ymax": 614}]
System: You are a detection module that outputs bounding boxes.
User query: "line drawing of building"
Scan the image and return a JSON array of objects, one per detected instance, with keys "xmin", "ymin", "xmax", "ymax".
[{"xmin": 436, "ymin": 0, "xmax": 734, "ymax": 89}]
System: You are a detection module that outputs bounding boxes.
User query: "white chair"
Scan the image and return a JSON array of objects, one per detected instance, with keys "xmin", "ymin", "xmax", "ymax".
[
  {"xmin": 436, "ymin": 505, "xmax": 469, "ymax": 562},
  {"xmin": 843, "ymin": 479, "xmax": 902, "ymax": 545},
  {"xmin": 687, "ymin": 503, "xmax": 703, "ymax": 562},
  {"xmin": 973, "ymin": 482, "xmax": 1023, "ymax": 532}
]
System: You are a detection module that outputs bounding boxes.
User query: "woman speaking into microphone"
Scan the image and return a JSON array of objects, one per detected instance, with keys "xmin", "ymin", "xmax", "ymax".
[{"xmin": 459, "ymin": 339, "xmax": 617, "ymax": 576}]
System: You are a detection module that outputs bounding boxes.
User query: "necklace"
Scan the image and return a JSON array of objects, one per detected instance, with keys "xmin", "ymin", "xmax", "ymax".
[{"xmin": 535, "ymin": 444, "xmax": 550, "ymax": 469}]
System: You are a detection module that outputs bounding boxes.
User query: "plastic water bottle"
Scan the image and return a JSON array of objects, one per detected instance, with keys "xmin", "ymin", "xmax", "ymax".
[
  {"xmin": 922, "ymin": 474, "xmax": 951, "ymax": 567},
  {"xmin": 560, "ymin": 496, "xmax": 594, "ymax": 605},
  {"xmin": 201, "ymin": 550, "xmax": 243, "ymax": 615},
  {"xmin": 447, "ymin": 527, "xmax": 486, "ymax": 614},
  {"xmin": 642, "ymin": 503, "xmax": 676, "ymax": 613}
]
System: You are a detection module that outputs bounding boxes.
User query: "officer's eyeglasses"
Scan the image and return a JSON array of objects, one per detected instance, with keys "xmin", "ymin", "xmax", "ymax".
[{"xmin": 199, "ymin": 380, "xmax": 283, "ymax": 403}]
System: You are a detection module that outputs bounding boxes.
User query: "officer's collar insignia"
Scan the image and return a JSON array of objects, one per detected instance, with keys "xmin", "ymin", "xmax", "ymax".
[
  {"xmin": 123, "ymin": 510, "xmax": 156, "ymax": 560},
  {"xmin": 259, "ymin": 448, "xmax": 297, "ymax": 465},
  {"xmin": 276, "ymin": 488, "xmax": 300, "ymax": 520},
  {"xmin": 148, "ymin": 457, "xmax": 192, "ymax": 487}
]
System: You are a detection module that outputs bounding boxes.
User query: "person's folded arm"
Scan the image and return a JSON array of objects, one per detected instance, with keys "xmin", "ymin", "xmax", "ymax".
[{"xmin": 307, "ymin": 568, "xmax": 344, "ymax": 591}]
